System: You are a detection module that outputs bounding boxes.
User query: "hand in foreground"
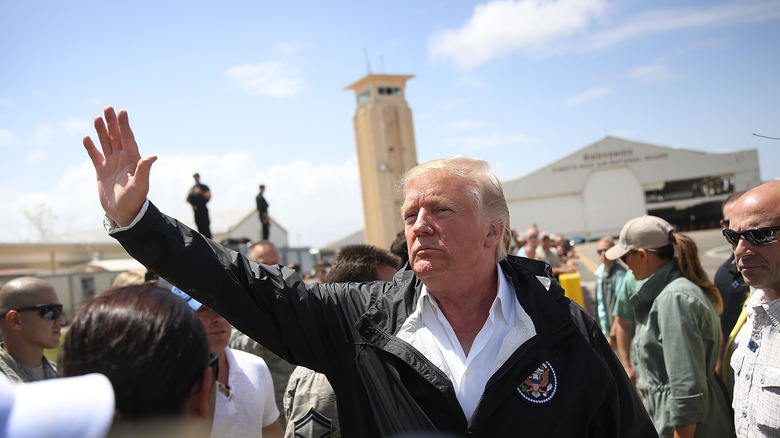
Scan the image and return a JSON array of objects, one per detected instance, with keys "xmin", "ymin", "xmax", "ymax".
[{"xmin": 83, "ymin": 106, "xmax": 157, "ymax": 227}]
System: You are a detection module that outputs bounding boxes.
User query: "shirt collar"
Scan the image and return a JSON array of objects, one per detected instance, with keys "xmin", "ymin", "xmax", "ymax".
[
  {"xmin": 745, "ymin": 288, "xmax": 780, "ymax": 326},
  {"xmin": 223, "ymin": 346, "xmax": 240, "ymax": 378},
  {"xmin": 417, "ymin": 265, "xmax": 514, "ymax": 326}
]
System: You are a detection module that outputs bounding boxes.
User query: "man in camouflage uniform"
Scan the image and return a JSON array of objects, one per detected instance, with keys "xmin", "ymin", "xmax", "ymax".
[{"xmin": 283, "ymin": 245, "xmax": 401, "ymax": 437}]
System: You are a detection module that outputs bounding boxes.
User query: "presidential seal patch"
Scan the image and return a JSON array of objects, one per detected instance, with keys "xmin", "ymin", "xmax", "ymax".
[{"xmin": 516, "ymin": 361, "xmax": 558, "ymax": 406}]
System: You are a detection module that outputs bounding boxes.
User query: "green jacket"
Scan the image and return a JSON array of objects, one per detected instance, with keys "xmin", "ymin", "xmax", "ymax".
[
  {"xmin": 630, "ymin": 260, "xmax": 734, "ymax": 438},
  {"xmin": 596, "ymin": 261, "xmax": 627, "ymax": 334}
]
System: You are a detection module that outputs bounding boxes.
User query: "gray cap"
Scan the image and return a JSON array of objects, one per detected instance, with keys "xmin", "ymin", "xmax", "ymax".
[{"xmin": 605, "ymin": 215, "xmax": 674, "ymax": 261}]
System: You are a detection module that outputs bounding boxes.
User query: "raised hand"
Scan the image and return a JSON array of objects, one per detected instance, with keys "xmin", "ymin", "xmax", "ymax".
[{"xmin": 83, "ymin": 106, "xmax": 157, "ymax": 226}]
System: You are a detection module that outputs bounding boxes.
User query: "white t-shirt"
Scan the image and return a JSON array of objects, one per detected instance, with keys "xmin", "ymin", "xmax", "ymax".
[{"xmin": 211, "ymin": 347, "xmax": 279, "ymax": 438}]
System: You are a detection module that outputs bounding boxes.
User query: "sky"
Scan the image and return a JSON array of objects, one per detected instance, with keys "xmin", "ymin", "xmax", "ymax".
[{"xmin": 1, "ymin": 0, "xmax": 779, "ymax": 247}]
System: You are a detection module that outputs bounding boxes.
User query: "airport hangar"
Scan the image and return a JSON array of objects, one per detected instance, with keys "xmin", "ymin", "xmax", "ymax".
[{"xmin": 502, "ymin": 136, "xmax": 760, "ymax": 241}]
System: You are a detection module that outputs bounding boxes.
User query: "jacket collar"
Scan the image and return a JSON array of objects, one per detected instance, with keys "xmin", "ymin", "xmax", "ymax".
[
  {"xmin": 631, "ymin": 259, "xmax": 683, "ymax": 315},
  {"xmin": 499, "ymin": 255, "xmax": 570, "ymax": 336},
  {"xmin": 359, "ymin": 255, "xmax": 570, "ymax": 345}
]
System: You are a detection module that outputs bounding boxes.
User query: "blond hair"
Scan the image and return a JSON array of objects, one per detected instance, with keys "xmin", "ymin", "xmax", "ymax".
[
  {"xmin": 111, "ymin": 269, "xmax": 146, "ymax": 288},
  {"xmin": 399, "ymin": 156, "xmax": 510, "ymax": 262},
  {"xmin": 597, "ymin": 236, "xmax": 615, "ymax": 246}
]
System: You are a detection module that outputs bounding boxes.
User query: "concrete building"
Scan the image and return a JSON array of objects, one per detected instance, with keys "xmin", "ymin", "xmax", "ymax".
[
  {"xmin": 504, "ymin": 136, "xmax": 760, "ymax": 240},
  {"xmin": 345, "ymin": 74, "xmax": 419, "ymax": 250}
]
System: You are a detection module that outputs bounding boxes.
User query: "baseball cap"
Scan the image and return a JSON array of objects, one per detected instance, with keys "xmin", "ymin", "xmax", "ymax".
[
  {"xmin": 606, "ymin": 215, "xmax": 674, "ymax": 261},
  {"xmin": 0, "ymin": 373, "xmax": 115, "ymax": 438},
  {"xmin": 170, "ymin": 285, "xmax": 203, "ymax": 311}
]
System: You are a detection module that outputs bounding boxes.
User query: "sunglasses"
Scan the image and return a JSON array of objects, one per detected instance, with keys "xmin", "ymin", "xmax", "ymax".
[
  {"xmin": 596, "ymin": 249, "xmax": 607, "ymax": 254},
  {"xmin": 620, "ymin": 250, "xmax": 637, "ymax": 263},
  {"xmin": 723, "ymin": 226, "xmax": 780, "ymax": 247},
  {"xmin": 0, "ymin": 303, "xmax": 64, "ymax": 320}
]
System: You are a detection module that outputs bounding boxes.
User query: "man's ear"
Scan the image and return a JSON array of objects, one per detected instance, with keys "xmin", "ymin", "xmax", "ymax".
[
  {"xmin": 186, "ymin": 367, "xmax": 215, "ymax": 420},
  {"xmin": 4, "ymin": 311, "xmax": 22, "ymax": 330},
  {"xmin": 485, "ymin": 222, "xmax": 504, "ymax": 248}
]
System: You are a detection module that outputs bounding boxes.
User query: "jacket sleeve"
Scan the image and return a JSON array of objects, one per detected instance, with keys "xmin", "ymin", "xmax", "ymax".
[{"xmin": 111, "ymin": 201, "xmax": 384, "ymax": 374}]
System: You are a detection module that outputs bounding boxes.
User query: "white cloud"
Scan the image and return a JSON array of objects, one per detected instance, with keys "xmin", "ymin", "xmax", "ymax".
[
  {"xmin": 447, "ymin": 132, "xmax": 535, "ymax": 151},
  {"xmin": 455, "ymin": 75, "xmax": 489, "ymax": 88},
  {"xmin": 27, "ymin": 151, "xmax": 47, "ymax": 163},
  {"xmin": 556, "ymin": 86, "xmax": 614, "ymax": 107},
  {"xmin": 582, "ymin": 0, "xmax": 780, "ymax": 51},
  {"xmin": 30, "ymin": 118, "xmax": 91, "ymax": 145},
  {"xmin": 429, "ymin": 0, "xmax": 608, "ymax": 69},
  {"xmin": 227, "ymin": 61, "xmax": 304, "ymax": 98},
  {"xmin": 261, "ymin": 159, "xmax": 363, "ymax": 246},
  {"xmin": 439, "ymin": 120, "xmax": 493, "ymax": 131},
  {"xmin": 0, "ymin": 129, "xmax": 14, "ymax": 146},
  {"xmin": 274, "ymin": 41, "xmax": 299, "ymax": 55},
  {"xmin": 0, "ymin": 161, "xmax": 106, "ymax": 241},
  {"xmin": 435, "ymin": 98, "xmax": 468, "ymax": 110},
  {"xmin": 628, "ymin": 55, "xmax": 680, "ymax": 83},
  {"xmin": 60, "ymin": 117, "xmax": 90, "ymax": 134},
  {"xmin": 35, "ymin": 124, "xmax": 52, "ymax": 144},
  {"xmin": 151, "ymin": 153, "xmax": 363, "ymax": 247},
  {"xmin": 0, "ymin": 152, "xmax": 363, "ymax": 247},
  {"xmin": 429, "ymin": 0, "xmax": 780, "ymax": 69}
]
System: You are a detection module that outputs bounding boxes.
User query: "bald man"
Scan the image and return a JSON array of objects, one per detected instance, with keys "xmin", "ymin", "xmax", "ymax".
[
  {"xmin": 0, "ymin": 277, "xmax": 64, "ymax": 383},
  {"xmin": 249, "ymin": 240, "xmax": 280, "ymax": 265},
  {"xmin": 724, "ymin": 180, "xmax": 780, "ymax": 437},
  {"xmin": 231, "ymin": 239, "xmax": 294, "ymax": 423}
]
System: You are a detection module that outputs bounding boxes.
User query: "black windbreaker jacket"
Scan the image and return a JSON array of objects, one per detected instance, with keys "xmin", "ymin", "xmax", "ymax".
[{"xmin": 114, "ymin": 202, "xmax": 656, "ymax": 437}]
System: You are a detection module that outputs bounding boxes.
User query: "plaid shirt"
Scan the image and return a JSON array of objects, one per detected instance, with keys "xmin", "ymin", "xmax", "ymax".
[{"xmin": 731, "ymin": 289, "xmax": 780, "ymax": 437}]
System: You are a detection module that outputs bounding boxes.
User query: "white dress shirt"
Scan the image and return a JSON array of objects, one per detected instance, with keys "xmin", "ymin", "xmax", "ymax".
[{"xmin": 397, "ymin": 266, "xmax": 537, "ymax": 420}]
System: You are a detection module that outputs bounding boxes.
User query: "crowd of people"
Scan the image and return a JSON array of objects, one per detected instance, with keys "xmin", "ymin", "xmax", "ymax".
[{"xmin": 0, "ymin": 105, "xmax": 777, "ymax": 438}]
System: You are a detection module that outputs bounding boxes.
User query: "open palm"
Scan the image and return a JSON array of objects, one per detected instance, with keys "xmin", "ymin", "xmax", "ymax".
[{"xmin": 83, "ymin": 107, "xmax": 157, "ymax": 226}]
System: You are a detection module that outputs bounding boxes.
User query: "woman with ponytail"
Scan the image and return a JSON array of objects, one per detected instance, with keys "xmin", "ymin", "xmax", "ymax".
[{"xmin": 606, "ymin": 215, "xmax": 734, "ymax": 438}]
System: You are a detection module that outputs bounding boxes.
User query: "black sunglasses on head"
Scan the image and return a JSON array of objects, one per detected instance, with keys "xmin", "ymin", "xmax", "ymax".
[
  {"xmin": 722, "ymin": 226, "xmax": 780, "ymax": 247},
  {"xmin": 0, "ymin": 303, "xmax": 63, "ymax": 320}
]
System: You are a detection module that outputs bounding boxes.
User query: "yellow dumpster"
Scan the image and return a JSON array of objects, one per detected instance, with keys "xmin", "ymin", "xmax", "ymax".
[{"xmin": 558, "ymin": 272, "xmax": 584, "ymax": 308}]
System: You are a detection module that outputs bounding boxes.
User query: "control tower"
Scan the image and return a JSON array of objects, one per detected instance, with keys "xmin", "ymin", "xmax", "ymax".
[{"xmin": 344, "ymin": 74, "xmax": 418, "ymax": 250}]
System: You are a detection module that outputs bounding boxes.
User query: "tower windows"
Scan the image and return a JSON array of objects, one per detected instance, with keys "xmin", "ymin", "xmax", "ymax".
[
  {"xmin": 378, "ymin": 87, "xmax": 402, "ymax": 96},
  {"xmin": 357, "ymin": 89, "xmax": 371, "ymax": 103}
]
